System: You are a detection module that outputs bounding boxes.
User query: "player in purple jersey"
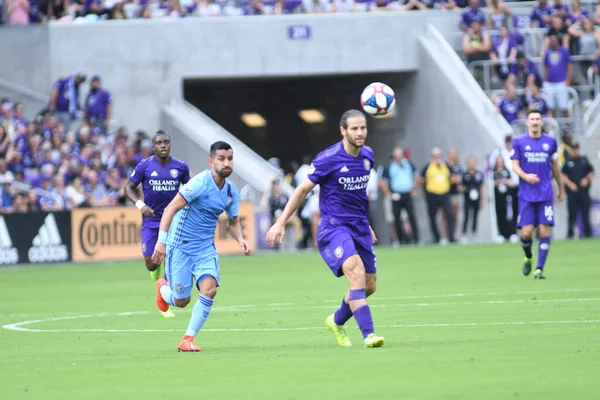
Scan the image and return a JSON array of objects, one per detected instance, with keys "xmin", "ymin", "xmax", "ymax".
[
  {"xmin": 266, "ymin": 110, "xmax": 384, "ymax": 348},
  {"xmin": 510, "ymin": 110, "xmax": 565, "ymax": 279},
  {"xmin": 125, "ymin": 130, "xmax": 190, "ymax": 317}
]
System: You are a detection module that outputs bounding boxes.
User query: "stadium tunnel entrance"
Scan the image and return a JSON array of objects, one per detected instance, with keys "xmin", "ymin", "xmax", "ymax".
[{"xmin": 183, "ymin": 72, "xmax": 412, "ymax": 172}]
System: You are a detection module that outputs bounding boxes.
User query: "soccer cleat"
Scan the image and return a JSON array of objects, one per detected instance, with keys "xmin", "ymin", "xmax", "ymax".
[
  {"xmin": 324, "ymin": 314, "xmax": 352, "ymax": 347},
  {"xmin": 156, "ymin": 278, "xmax": 170, "ymax": 312},
  {"xmin": 522, "ymin": 257, "xmax": 533, "ymax": 276},
  {"xmin": 160, "ymin": 310, "xmax": 176, "ymax": 318},
  {"xmin": 177, "ymin": 336, "xmax": 202, "ymax": 352},
  {"xmin": 364, "ymin": 333, "xmax": 385, "ymax": 348},
  {"xmin": 534, "ymin": 269, "xmax": 546, "ymax": 279}
]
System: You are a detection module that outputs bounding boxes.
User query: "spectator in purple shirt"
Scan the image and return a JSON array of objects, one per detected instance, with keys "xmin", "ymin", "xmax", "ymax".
[
  {"xmin": 530, "ymin": 0, "xmax": 552, "ymax": 28},
  {"xmin": 551, "ymin": 0, "xmax": 568, "ymax": 20},
  {"xmin": 543, "ymin": 33, "xmax": 572, "ymax": 117},
  {"xmin": 566, "ymin": 0, "xmax": 588, "ymax": 26},
  {"xmin": 460, "ymin": 0, "xmax": 486, "ymax": 31},
  {"xmin": 84, "ymin": 75, "xmax": 113, "ymax": 134},
  {"xmin": 508, "ymin": 52, "xmax": 542, "ymax": 91},
  {"xmin": 275, "ymin": 0, "xmax": 303, "ymax": 13},
  {"xmin": 490, "ymin": 26, "xmax": 518, "ymax": 82},
  {"xmin": 525, "ymin": 84, "xmax": 549, "ymax": 117},
  {"xmin": 49, "ymin": 73, "xmax": 87, "ymax": 131},
  {"xmin": 495, "ymin": 84, "xmax": 524, "ymax": 125}
]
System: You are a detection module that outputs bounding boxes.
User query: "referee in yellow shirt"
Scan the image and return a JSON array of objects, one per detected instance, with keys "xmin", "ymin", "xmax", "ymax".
[{"xmin": 419, "ymin": 147, "xmax": 458, "ymax": 244}]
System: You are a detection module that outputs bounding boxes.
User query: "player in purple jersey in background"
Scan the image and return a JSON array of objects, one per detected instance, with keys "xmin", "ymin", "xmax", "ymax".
[
  {"xmin": 126, "ymin": 130, "xmax": 190, "ymax": 317},
  {"xmin": 266, "ymin": 110, "xmax": 384, "ymax": 348},
  {"xmin": 510, "ymin": 110, "xmax": 565, "ymax": 279}
]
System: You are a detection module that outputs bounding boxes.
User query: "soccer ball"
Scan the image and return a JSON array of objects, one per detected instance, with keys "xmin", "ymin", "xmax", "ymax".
[{"xmin": 360, "ymin": 82, "xmax": 396, "ymax": 117}]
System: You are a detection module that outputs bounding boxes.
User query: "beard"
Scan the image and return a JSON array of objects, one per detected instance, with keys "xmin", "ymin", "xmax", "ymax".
[
  {"xmin": 218, "ymin": 167, "xmax": 233, "ymax": 178},
  {"xmin": 346, "ymin": 136, "xmax": 365, "ymax": 149}
]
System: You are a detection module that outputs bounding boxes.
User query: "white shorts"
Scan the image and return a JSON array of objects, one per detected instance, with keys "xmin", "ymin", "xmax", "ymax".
[{"xmin": 542, "ymin": 81, "xmax": 569, "ymax": 110}]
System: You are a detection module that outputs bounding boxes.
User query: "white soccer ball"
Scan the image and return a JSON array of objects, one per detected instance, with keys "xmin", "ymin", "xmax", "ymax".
[{"xmin": 360, "ymin": 82, "xmax": 396, "ymax": 117}]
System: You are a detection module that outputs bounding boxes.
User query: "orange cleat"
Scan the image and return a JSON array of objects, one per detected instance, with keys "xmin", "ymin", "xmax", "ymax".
[
  {"xmin": 178, "ymin": 336, "xmax": 202, "ymax": 352},
  {"xmin": 156, "ymin": 278, "xmax": 170, "ymax": 313}
]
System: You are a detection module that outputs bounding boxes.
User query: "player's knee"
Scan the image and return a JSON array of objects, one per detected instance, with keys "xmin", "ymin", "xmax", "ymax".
[
  {"xmin": 200, "ymin": 286, "xmax": 217, "ymax": 299},
  {"xmin": 174, "ymin": 297, "xmax": 191, "ymax": 308},
  {"xmin": 366, "ymin": 283, "xmax": 376, "ymax": 297},
  {"xmin": 198, "ymin": 276, "xmax": 218, "ymax": 299}
]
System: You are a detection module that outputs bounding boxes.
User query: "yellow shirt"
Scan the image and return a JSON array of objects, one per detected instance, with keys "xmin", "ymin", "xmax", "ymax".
[
  {"xmin": 558, "ymin": 144, "xmax": 572, "ymax": 167},
  {"xmin": 423, "ymin": 162, "xmax": 451, "ymax": 195}
]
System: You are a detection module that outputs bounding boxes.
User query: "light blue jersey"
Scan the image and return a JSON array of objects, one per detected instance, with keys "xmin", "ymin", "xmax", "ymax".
[
  {"xmin": 164, "ymin": 170, "xmax": 239, "ymax": 298},
  {"xmin": 167, "ymin": 169, "xmax": 239, "ymax": 254}
]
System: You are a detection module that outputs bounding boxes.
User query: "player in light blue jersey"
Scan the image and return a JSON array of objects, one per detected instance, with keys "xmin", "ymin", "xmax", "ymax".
[{"xmin": 151, "ymin": 141, "xmax": 251, "ymax": 352}]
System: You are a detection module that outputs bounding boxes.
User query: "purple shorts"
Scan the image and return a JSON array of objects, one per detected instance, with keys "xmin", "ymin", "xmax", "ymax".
[
  {"xmin": 141, "ymin": 227, "xmax": 158, "ymax": 257},
  {"xmin": 317, "ymin": 222, "xmax": 376, "ymax": 277},
  {"xmin": 517, "ymin": 198, "xmax": 555, "ymax": 227}
]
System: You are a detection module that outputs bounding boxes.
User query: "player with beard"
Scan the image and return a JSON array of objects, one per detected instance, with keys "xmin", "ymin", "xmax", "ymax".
[
  {"xmin": 126, "ymin": 130, "xmax": 190, "ymax": 318},
  {"xmin": 266, "ymin": 109, "xmax": 384, "ymax": 348},
  {"xmin": 511, "ymin": 109, "xmax": 565, "ymax": 279},
  {"xmin": 151, "ymin": 141, "xmax": 251, "ymax": 352}
]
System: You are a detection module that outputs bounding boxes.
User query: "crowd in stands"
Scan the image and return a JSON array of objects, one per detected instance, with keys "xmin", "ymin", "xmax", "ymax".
[
  {"xmin": 0, "ymin": 73, "xmax": 154, "ymax": 214},
  {"xmin": 0, "ymin": 0, "xmax": 517, "ymax": 25},
  {"xmin": 460, "ymin": 0, "xmax": 600, "ymax": 131}
]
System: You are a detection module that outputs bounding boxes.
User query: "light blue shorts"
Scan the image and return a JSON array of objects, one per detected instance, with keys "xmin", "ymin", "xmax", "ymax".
[{"xmin": 165, "ymin": 246, "xmax": 220, "ymax": 299}]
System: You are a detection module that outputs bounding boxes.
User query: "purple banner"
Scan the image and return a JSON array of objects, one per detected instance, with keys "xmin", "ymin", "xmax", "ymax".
[{"xmin": 288, "ymin": 25, "xmax": 311, "ymax": 40}]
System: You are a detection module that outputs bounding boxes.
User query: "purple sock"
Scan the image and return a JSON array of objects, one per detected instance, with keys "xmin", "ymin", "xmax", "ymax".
[
  {"xmin": 333, "ymin": 299, "xmax": 353, "ymax": 325},
  {"xmin": 537, "ymin": 237, "xmax": 551, "ymax": 269},
  {"xmin": 353, "ymin": 305, "xmax": 375, "ymax": 339}
]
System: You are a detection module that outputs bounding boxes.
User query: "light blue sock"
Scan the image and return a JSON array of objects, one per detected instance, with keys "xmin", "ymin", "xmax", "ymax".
[
  {"xmin": 159, "ymin": 285, "xmax": 176, "ymax": 306},
  {"xmin": 185, "ymin": 294, "xmax": 214, "ymax": 337}
]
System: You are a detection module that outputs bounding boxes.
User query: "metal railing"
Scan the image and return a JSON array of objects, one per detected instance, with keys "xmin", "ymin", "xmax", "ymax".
[
  {"xmin": 454, "ymin": 28, "xmax": 548, "ymax": 57},
  {"xmin": 468, "ymin": 55, "xmax": 595, "ymax": 94},
  {"xmin": 490, "ymin": 86, "xmax": 581, "ymax": 133}
]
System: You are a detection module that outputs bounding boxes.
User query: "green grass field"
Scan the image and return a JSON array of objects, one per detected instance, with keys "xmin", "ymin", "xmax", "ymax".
[{"xmin": 1, "ymin": 241, "xmax": 599, "ymax": 400}]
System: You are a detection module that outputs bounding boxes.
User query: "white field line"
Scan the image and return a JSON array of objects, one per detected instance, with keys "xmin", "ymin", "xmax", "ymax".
[
  {"xmin": 3, "ymin": 296, "xmax": 600, "ymax": 333},
  {"xmin": 3, "ymin": 287, "xmax": 600, "ymax": 317},
  {"xmin": 3, "ymin": 311, "xmax": 599, "ymax": 333}
]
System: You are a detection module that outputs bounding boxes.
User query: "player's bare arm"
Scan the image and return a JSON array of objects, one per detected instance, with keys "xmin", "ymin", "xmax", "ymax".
[
  {"xmin": 125, "ymin": 181, "xmax": 155, "ymax": 217},
  {"xmin": 266, "ymin": 178, "xmax": 316, "ymax": 246},
  {"xmin": 512, "ymin": 159, "xmax": 540, "ymax": 184},
  {"xmin": 551, "ymin": 158, "xmax": 565, "ymax": 202},
  {"xmin": 151, "ymin": 193, "xmax": 188, "ymax": 264},
  {"xmin": 229, "ymin": 217, "xmax": 251, "ymax": 256}
]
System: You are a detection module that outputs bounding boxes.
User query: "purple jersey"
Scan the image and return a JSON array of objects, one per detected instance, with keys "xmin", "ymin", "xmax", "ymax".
[
  {"xmin": 544, "ymin": 47, "xmax": 571, "ymax": 83},
  {"xmin": 497, "ymin": 97, "xmax": 523, "ymax": 124},
  {"xmin": 129, "ymin": 156, "xmax": 190, "ymax": 228},
  {"xmin": 85, "ymin": 89, "xmax": 112, "ymax": 118},
  {"xmin": 527, "ymin": 95, "xmax": 549, "ymax": 117},
  {"xmin": 307, "ymin": 141, "xmax": 374, "ymax": 236},
  {"xmin": 510, "ymin": 133, "xmax": 558, "ymax": 202},
  {"xmin": 462, "ymin": 8, "xmax": 486, "ymax": 28}
]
